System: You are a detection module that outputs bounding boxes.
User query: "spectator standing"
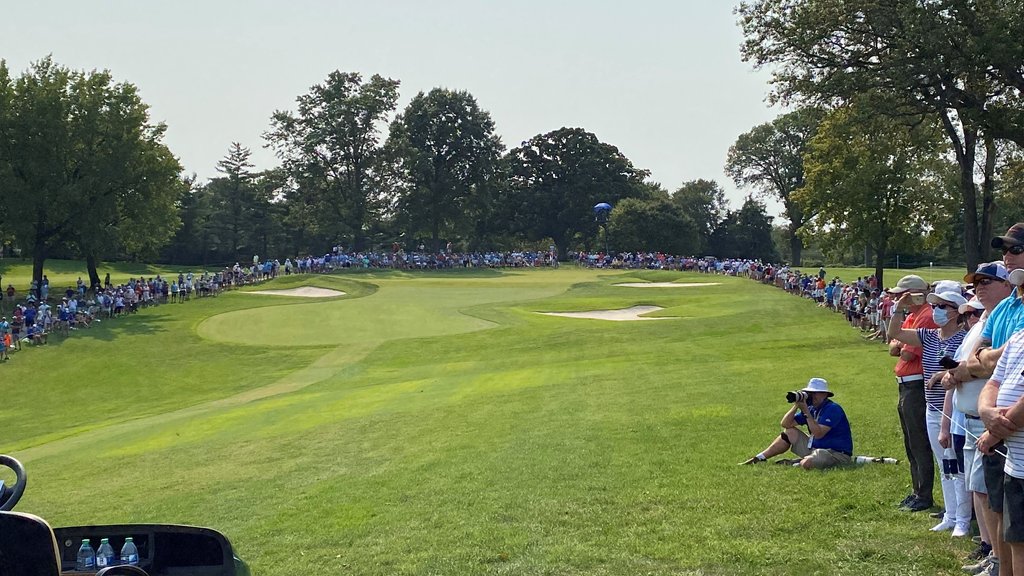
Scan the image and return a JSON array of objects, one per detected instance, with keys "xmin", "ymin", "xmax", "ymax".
[
  {"xmin": 940, "ymin": 264, "xmax": 1012, "ymax": 567},
  {"xmin": 889, "ymin": 287, "xmax": 970, "ymax": 530},
  {"xmin": 887, "ymin": 274, "xmax": 939, "ymax": 512},
  {"xmin": 964, "ymin": 223, "xmax": 1024, "ymax": 576}
]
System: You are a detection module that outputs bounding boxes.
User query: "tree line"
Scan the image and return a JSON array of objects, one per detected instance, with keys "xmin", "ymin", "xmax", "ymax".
[
  {"xmin": 0, "ymin": 58, "xmax": 781, "ymax": 289},
  {"xmin": 7, "ymin": 0, "xmax": 1024, "ymax": 291}
]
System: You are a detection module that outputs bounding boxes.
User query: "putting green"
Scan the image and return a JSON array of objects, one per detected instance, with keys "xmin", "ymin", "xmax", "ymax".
[{"xmin": 197, "ymin": 282, "xmax": 569, "ymax": 347}]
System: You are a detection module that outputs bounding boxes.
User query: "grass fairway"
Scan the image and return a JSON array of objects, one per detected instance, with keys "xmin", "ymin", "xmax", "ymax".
[{"xmin": 0, "ymin": 265, "xmax": 979, "ymax": 575}]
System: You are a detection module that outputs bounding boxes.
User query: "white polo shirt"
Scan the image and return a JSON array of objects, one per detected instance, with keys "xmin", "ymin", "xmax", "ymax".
[{"xmin": 992, "ymin": 329, "xmax": 1024, "ymax": 478}]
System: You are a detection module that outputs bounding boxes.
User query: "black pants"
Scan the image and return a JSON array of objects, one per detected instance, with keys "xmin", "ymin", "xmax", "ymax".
[{"xmin": 898, "ymin": 380, "xmax": 933, "ymax": 501}]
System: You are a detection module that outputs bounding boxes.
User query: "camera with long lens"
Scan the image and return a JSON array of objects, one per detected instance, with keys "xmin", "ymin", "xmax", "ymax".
[{"xmin": 785, "ymin": 390, "xmax": 809, "ymax": 403}]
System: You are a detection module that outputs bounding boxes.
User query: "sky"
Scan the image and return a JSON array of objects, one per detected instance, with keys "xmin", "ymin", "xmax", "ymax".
[{"xmin": 1, "ymin": 1, "xmax": 784, "ymax": 215}]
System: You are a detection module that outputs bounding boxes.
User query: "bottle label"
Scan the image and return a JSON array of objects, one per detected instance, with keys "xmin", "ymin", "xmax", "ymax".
[
  {"xmin": 124, "ymin": 553, "xmax": 139, "ymax": 564},
  {"xmin": 97, "ymin": 557, "xmax": 109, "ymax": 567}
]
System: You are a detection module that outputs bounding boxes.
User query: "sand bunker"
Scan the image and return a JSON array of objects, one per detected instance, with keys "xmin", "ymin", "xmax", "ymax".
[
  {"xmin": 538, "ymin": 305, "xmax": 674, "ymax": 321},
  {"xmin": 246, "ymin": 287, "xmax": 346, "ymax": 298},
  {"xmin": 613, "ymin": 282, "xmax": 721, "ymax": 288}
]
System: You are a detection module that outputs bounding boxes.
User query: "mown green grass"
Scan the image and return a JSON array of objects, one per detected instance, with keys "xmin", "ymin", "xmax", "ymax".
[{"xmin": 0, "ymin": 265, "xmax": 982, "ymax": 575}]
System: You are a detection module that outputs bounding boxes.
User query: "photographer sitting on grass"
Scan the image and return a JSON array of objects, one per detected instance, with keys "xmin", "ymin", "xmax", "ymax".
[{"xmin": 740, "ymin": 378, "xmax": 853, "ymax": 469}]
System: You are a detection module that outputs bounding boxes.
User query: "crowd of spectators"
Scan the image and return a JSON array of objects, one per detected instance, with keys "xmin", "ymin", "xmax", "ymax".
[
  {"xmin": 731, "ymin": 229, "xmax": 1024, "ymax": 575},
  {"xmin": 0, "ymin": 246, "xmax": 569, "ymax": 361},
  {"xmin": 0, "ymin": 262, "xmax": 284, "ymax": 361}
]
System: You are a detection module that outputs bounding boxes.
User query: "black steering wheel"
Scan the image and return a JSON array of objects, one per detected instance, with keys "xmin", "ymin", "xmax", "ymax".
[{"xmin": 0, "ymin": 455, "xmax": 27, "ymax": 511}]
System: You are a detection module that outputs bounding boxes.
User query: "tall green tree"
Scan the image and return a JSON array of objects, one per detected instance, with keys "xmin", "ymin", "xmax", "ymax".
[
  {"xmin": 669, "ymin": 179, "xmax": 728, "ymax": 254},
  {"xmin": 265, "ymin": 71, "xmax": 400, "ymax": 251},
  {"xmin": 249, "ymin": 168, "xmax": 290, "ymax": 259},
  {"xmin": 708, "ymin": 196, "xmax": 779, "ymax": 262},
  {"xmin": 388, "ymin": 88, "xmax": 504, "ymax": 251},
  {"xmin": 795, "ymin": 102, "xmax": 951, "ymax": 288},
  {"xmin": 725, "ymin": 108, "xmax": 823, "ymax": 265},
  {"xmin": 504, "ymin": 128, "xmax": 649, "ymax": 257},
  {"xmin": 606, "ymin": 197, "xmax": 699, "ymax": 255},
  {"xmin": 737, "ymin": 0, "xmax": 1020, "ymax": 268},
  {"xmin": 0, "ymin": 57, "xmax": 183, "ymax": 290},
  {"xmin": 209, "ymin": 142, "xmax": 257, "ymax": 262}
]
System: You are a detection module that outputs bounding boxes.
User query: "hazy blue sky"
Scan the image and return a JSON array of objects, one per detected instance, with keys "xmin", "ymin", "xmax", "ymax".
[{"xmin": 2, "ymin": 1, "xmax": 783, "ymax": 214}]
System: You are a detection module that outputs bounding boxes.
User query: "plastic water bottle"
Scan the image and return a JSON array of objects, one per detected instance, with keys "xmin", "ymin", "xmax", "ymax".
[
  {"xmin": 120, "ymin": 537, "xmax": 140, "ymax": 566},
  {"xmin": 75, "ymin": 539, "xmax": 96, "ymax": 571},
  {"xmin": 855, "ymin": 456, "xmax": 899, "ymax": 465},
  {"xmin": 96, "ymin": 538, "xmax": 116, "ymax": 569}
]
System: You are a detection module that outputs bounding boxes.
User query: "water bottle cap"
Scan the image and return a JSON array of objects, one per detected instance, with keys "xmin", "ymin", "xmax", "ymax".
[
  {"xmin": 125, "ymin": 537, "xmax": 133, "ymax": 542},
  {"xmin": 82, "ymin": 539, "xmax": 90, "ymax": 543},
  {"xmin": 101, "ymin": 538, "xmax": 109, "ymax": 543}
]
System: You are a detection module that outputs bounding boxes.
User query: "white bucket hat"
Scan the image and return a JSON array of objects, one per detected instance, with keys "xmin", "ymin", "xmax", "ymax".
[{"xmin": 801, "ymin": 377, "xmax": 834, "ymax": 397}]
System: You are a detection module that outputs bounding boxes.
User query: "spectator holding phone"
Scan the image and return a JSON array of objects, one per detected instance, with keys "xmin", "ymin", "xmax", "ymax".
[
  {"xmin": 887, "ymin": 274, "xmax": 940, "ymax": 512},
  {"xmin": 888, "ymin": 284, "xmax": 968, "ymax": 524}
]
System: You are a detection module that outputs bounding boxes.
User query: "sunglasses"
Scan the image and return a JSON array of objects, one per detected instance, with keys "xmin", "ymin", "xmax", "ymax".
[
  {"xmin": 965, "ymin": 309, "xmax": 983, "ymax": 318},
  {"xmin": 1001, "ymin": 245, "xmax": 1024, "ymax": 255},
  {"xmin": 975, "ymin": 277, "xmax": 1004, "ymax": 286},
  {"xmin": 931, "ymin": 303, "xmax": 957, "ymax": 310}
]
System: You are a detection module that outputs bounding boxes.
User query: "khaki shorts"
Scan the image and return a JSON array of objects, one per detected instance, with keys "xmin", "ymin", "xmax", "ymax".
[{"xmin": 788, "ymin": 428, "xmax": 852, "ymax": 469}]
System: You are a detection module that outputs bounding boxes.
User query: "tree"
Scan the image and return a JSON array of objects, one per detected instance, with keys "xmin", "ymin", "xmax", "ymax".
[
  {"xmin": 265, "ymin": 71, "xmax": 400, "ymax": 251},
  {"xmin": 606, "ymin": 197, "xmax": 699, "ymax": 255},
  {"xmin": 669, "ymin": 179, "xmax": 728, "ymax": 254},
  {"xmin": 737, "ymin": 0, "xmax": 1020, "ymax": 269},
  {"xmin": 708, "ymin": 197, "xmax": 779, "ymax": 262},
  {"xmin": 725, "ymin": 108, "xmax": 823, "ymax": 265},
  {"xmin": 208, "ymin": 143, "xmax": 257, "ymax": 262},
  {"xmin": 388, "ymin": 88, "xmax": 504, "ymax": 251},
  {"xmin": 795, "ymin": 102, "xmax": 952, "ymax": 288},
  {"xmin": 504, "ymin": 128, "xmax": 650, "ymax": 257},
  {"xmin": 0, "ymin": 57, "xmax": 183, "ymax": 291}
]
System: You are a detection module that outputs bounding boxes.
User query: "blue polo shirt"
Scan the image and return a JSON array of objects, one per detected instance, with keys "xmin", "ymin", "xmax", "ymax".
[
  {"xmin": 795, "ymin": 399, "xmax": 853, "ymax": 455},
  {"xmin": 982, "ymin": 289, "xmax": 1024, "ymax": 348}
]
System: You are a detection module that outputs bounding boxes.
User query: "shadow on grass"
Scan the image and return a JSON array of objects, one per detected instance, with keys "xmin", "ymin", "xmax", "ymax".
[
  {"xmin": 28, "ymin": 313, "xmax": 171, "ymax": 346},
  {"xmin": 327, "ymin": 267, "xmax": 509, "ymax": 279}
]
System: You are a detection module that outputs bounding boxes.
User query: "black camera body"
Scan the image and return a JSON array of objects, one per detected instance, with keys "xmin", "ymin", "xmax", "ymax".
[{"xmin": 786, "ymin": 390, "xmax": 809, "ymax": 403}]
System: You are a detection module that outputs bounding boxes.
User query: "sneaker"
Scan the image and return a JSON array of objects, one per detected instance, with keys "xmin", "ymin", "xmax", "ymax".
[
  {"xmin": 963, "ymin": 554, "xmax": 993, "ymax": 574},
  {"xmin": 952, "ymin": 522, "xmax": 971, "ymax": 537},
  {"xmin": 967, "ymin": 543, "xmax": 992, "ymax": 561},
  {"xmin": 904, "ymin": 497, "xmax": 934, "ymax": 512},
  {"xmin": 931, "ymin": 519, "xmax": 956, "ymax": 532},
  {"xmin": 898, "ymin": 493, "xmax": 916, "ymax": 507},
  {"xmin": 978, "ymin": 559, "xmax": 1000, "ymax": 576}
]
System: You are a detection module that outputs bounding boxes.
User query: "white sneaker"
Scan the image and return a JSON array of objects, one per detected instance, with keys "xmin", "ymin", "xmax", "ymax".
[
  {"xmin": 963, "ymin": 554, "xmax": 993, "ymax": 574},
  {"xmin": 979, "ymin": 560, "xmax": 1000, "ymax": 576},
  {"xmin": 952, "ymin": 522, "xmax": 971, "ymax": 537},
  {"xmin": 931, "ymin": 519, "xmax": 956, "ymax": 531}
]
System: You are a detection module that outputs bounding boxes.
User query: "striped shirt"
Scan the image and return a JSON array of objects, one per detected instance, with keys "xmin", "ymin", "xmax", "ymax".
[
  {"xmin": 918, "ymin": 328, "xmax": 966, "ymax": 411},
  {"xmin": 992, "ymin": 329, "xmax": 1024, "ymax": 478}
]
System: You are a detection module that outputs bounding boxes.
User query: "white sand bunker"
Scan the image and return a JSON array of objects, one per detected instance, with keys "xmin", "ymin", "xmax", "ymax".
[
  {"xmin": 538, "ymin": 305, "xmax": 674, "ymax": 321},
  {"xmin": 246, "ymin": 287, "xmax": 346, "ymax": 298},
  {"xmin": 614, "ymin": 282, "xmax": 721, "ymax": 288}
]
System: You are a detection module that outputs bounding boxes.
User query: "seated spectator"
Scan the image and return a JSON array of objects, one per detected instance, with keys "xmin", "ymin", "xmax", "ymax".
[{"xmin": 740, "ymin": 378, "xmax": 854, "ymax": 470}]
